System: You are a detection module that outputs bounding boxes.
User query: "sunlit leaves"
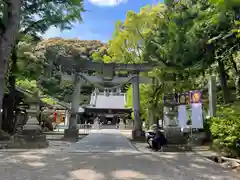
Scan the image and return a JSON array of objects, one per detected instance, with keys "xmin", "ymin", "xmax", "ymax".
[
  {"xmin": 233, "ymin": 21, "xmax": 240, "ymax": 38},
  {"xmin": 20, "ymin": 0, "xmax": 85, "ymax": 39},
  {"xmin": 107, "ymin": 3, "xmax": 165, "ymax": 64},
  {"xmin": 26, "ymin": 38, "xmax": 106, "ymax": 102}
]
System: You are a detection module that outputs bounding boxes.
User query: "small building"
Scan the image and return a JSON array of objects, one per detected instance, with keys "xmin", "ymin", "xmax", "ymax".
[{"xmin": 83, "ymin": 90, "xmax": 132, "ymax": 124}]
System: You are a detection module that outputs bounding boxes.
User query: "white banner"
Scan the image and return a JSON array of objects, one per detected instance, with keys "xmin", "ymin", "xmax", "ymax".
[
  {"xmin": 191, "ymin": 103, "xmax": 203, "ymax": 129},
  {"xmin": 178, "ymin": 105, "xmax": 187, "ymax": 128}
]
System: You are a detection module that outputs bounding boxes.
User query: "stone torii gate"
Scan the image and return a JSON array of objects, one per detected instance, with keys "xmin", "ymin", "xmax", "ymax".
[{"xmin": 58, "ymin": 57, "xmax": 153, "ymax": 139}]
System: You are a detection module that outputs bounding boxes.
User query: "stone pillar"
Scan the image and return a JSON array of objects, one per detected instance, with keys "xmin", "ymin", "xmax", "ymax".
[
  {"xmin": 208, "ymin": 76, "xmax": 216, "ymax": 117},
  {"xmin": 64, "ymin": 75, "xmax": 83, "ymax": 139},
  {"xmin": 163, "ymin": 106, "xmax": 170, "ymax": 127},
  {"xmin": 132, "ymin": 75, "xmax": 144, "ymax": 138},
  {"xmin": 64, "ymin": 110, "xmax": 69, "ymax": 127},
  {"xmin": 69, "ymin": 75, "xmax": 82, "ymax": 128}
]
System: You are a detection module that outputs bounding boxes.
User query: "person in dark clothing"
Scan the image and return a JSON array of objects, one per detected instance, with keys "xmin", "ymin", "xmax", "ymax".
[
  {"xmin": 148, "ymin": 124, "xmax": 167, "ymax": 151},
  {"xmin": 151, "ymin": 130, "xmax": 167, "ymax": 151},
  {"xmin": 116, "ymin": 117, "xmax": 120, "ymax": 129},
  {"xmin": 123, "ymin": 118, "xmax": 126, "ymax": 128},
  {"xmin": 117, "ymin": 117, "xmax": 120, "ymax": 124}
]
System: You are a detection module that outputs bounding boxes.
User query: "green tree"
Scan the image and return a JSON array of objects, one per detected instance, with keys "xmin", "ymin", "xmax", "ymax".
[
  {"xmin": 208, "ymin": 0, "xmax": 240, "ymax": 100},
  {"xmin": 33, "ymin": 38, "xmax": 105, "ymax": 101},
  {"xmin": 106, "ymin": 3, "xmax": 170, "ymax": 126},
  {"xmin": 107, "ymin": 4, "xmax": 165, "ymax": 64},
  {"xmin": 145, "ymin": 0, "xmax": 240, "ymax": 103},
  {"xmin": 107, "ymin": 0, "xmax": 240, "ymax": 151},
  {"xmin": 0, "ymin": 0, "xmax": 22, "ymax": 128},
  {"xmin": 108, "ymin": 0, "xmax": 240, "ymax": 127},
  {"xmin": 12, "ymin": 0, "xmax": 85, "ymax": 88},
  {"xmin": 2, "ymin": 0, "xmax": 85, "ymax": 133}
]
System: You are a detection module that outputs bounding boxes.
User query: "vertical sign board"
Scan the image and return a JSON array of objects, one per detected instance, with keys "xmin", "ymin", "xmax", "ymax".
[
  {"xmin": 190, "ymin": 90, "xmax": 202, "ymax": 104},
  {"xmin": 178, "ymin": 93, "xmax": 188, "ymax": 129},
  {"xmin": 178, "ymin": 93, "xmax": 187, "ymax": 105},
  {"xmin": 190, "ymin": 90, "xmax": 203, "ymax": 129},
  {"xmin": 185, "ymin": 92, "xmax": 190, "ymax": 105}
]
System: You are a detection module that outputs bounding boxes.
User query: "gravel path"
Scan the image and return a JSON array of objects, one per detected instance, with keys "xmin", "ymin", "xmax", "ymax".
[
  {"xmin": 67, "ymin": 129, "xmax": 138, "ymax": 153},
  {"xmin": 0, "ymin": 129, "xmax": 239, "ymax": 180}
]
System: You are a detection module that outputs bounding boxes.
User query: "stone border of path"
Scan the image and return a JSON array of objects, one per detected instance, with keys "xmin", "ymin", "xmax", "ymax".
[
  {"xmin": 0, "ymin": 134, "xmax": 86, "ymax": 152},
  {"xmin": 193, "ymin": 146, "xmax": 240, "ymax": 173}
]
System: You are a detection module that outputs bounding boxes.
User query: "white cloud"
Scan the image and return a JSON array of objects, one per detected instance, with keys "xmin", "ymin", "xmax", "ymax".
[
  {"xmin": 42, "ymin": 27, "xmax": 70, "ymax": 39},
  {"xmin": 42, "ymin": 26, "xmax": 109, "ymax": 42},
  {"xmin": 88, "ymin": 0, "xmax": 127, "ymax": 6},
  {"xmin": 42, "ymin": 27, "xmax": 62, "ymax": 38}
]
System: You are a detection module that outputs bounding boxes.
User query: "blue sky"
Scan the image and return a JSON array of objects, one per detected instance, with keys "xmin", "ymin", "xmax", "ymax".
[{"xmin": 43, "ymin": 0, "xmax": 161, "ymax": 42}]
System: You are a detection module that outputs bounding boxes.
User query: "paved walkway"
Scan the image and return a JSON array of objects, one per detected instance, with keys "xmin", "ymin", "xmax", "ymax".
[
  {"xmin": 67, "ymin": 129, "xmax": 138, "ymax": 153},
  {"xmin": 0, "ymin": 129, "xmax": 239, "ymax": 180}
]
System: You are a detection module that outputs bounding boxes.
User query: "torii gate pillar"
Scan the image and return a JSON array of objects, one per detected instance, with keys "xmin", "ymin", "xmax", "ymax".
[
  {"xmin": 132, "ymin": 75, "xmax": 144, "ymax": 138},
  {"xmin": 64, "ymin": 75, "xmax": 82, "ymax": 139}
]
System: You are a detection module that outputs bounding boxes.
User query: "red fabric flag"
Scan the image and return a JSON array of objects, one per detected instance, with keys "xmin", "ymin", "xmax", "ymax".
[{"xmin": 53, "ymin": 111, "xmax": 57, "ymax": 122}]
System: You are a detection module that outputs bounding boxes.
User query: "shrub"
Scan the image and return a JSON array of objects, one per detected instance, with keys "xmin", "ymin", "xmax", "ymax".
[
  {"xmin": 203, "ymin": 116, "xmax": 212, "ymax": 139},
  {"xmin": 210, "ymin": 104, "xmax": 240, "ymax": 157},
  {"xmin": 41, "ymin": 97, "xmax": 57, "ymax": 105}
]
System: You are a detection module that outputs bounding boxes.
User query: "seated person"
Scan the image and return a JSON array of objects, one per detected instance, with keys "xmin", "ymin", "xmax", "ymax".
[{"xmin": 146, "ymin": 124, "xmax": 167, "ymax": 151}]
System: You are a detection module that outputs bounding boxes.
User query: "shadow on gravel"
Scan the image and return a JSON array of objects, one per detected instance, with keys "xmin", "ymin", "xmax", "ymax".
[
  {"xmin": 130, "ymin": 140, "xmax": 192, "ymax": 153},
  {"xmin": 0, "ymin": 149, "xmax": 239, "ymax": 180}
]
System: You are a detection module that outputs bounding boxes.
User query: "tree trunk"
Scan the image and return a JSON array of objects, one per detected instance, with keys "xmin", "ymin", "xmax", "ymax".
[
  {"xmin": 148, "ymin": 107, "xmax": 155, "ymax": 127},
  {"xmin": 2, "ymin": 93, "xmax": 15, "ymax": 134},
  {"xmin": 230, "ymin": 56, "xmax": 240, "ymax": 100},
  {"xmin": 234, "ymin": 75, "xmax": 240, "ymax": 100},
  {"xmin": 0, "ymin": 0, "xmax": 22, "ymax": 129},
  {"xmin": 217, "ymin": 59, "xmax": 229, "ymax": 103},
  {"xmin": 2, "ymin": 46, "xmax": 18, "ymax": 134}
]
